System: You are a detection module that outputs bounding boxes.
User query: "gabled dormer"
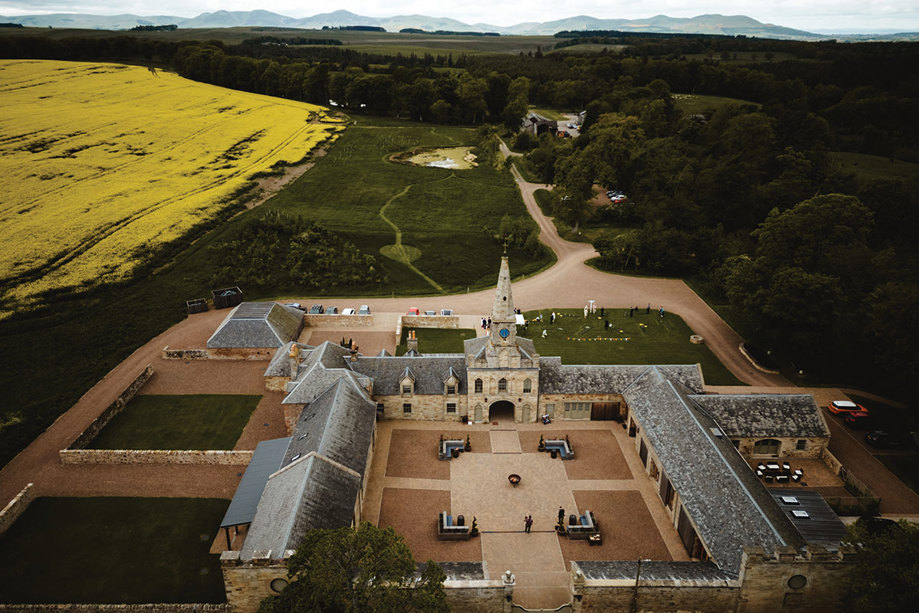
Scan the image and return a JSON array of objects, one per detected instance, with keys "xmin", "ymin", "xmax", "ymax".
[
  {"xmin": 443, "ymin": 367, "xmax": 459, "ymax": 395},
  {"xmin": 400, "ymin": 367, "xmax": 415, "ymax": 396}
]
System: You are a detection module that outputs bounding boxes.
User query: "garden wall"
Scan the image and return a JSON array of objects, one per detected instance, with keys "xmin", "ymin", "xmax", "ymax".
[
  {"xmin": 302, "ymin": 314, "xmax": 374, "ymax": 328},
  {"xmin": 401, "ymin": 315, "xmax": 459, "ymax": 329},
  {"xmin": 0, "ymin": 605, "xmax": 227, "ymax": 612},
  {"xmin": 67, "ymin": 365, "xmax": 153, "ymax": 451},
  {"xmin": 59, "ymin": 450, "xmax": 253, "ymax": 465},
  {"xmin": 0, "ymin": 482, "xmax": 34, "ymax": 536},
  {"xmin": 161, "ymin": 346, "xmax": 208, "ymax": 360}
]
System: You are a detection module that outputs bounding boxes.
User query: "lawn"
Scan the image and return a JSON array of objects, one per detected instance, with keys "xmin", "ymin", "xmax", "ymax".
[
  {"xmin": 396, "ymin": 328, "xmax": 477, "ymax": 355},
  {"xmin": 0, "ymin": 497, "xmax": 228, "ymax": 604},
  {"xmin": 528, "ymin": 107, "xmax": 568, "ymax": 121},
  {"xmin": 89, "ymin": 394, "xmax": 261, "ymax": 450},
  {"xmin": 830, "ymin": 152, "xmax": 919, "ymax": 184},
  {"xmin": 524, "ymin": 308, "xmax": 743, "ymax": 385},
  {"xmin": 672, "ymin": 93, "xmax": 760, "ymax": 115}
]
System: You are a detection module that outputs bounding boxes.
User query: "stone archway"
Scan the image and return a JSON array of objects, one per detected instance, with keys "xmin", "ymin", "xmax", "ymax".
[{"xmin": 489, "ymin": 400, "xmax": 515, "ymax": 423}]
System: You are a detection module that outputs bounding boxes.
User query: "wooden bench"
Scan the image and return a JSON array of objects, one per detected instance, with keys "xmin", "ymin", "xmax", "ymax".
[
  {"xmin": 437, "ymin": 511, "xmax": 471, "ymax": 540},
  {"xmin": 438, "ymin": 439, "xmax": 465, "ymax": 461}
]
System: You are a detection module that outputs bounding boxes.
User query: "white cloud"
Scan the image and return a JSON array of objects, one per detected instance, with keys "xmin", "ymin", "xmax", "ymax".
[{"xmin": 1, "ymin": 0, "xmax": 918, "ymax": 31}]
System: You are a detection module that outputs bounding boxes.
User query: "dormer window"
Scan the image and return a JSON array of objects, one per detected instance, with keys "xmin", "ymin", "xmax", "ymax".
[
  {"xmin": 402, "ymin": 384, "xmax": 412, "ymax": 394},
  {"xmin": 400, "ymin": 367, "xmax": 415, "ymax": 396},
  {"xmin": 447, "ymin": 385, "xmax": 456, "ymax": 395}
]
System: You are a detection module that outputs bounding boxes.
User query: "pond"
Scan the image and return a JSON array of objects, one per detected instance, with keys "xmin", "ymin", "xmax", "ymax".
[{"xmin": 393, "ymin": 147, "xmax": 478, "ymax": 170}]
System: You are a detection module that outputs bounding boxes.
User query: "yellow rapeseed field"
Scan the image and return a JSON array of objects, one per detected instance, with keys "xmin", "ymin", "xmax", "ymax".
[{"xmin": 0, "ymin": 60, "xmax": 341, "ymax": 310}]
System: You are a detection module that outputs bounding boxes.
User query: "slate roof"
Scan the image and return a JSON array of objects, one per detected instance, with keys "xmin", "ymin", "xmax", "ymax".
[
  {"xmin": 206, "ymin": 302, "xmax": 304, "ymax": 348},
  {"xmin": 283, "ymin": 378, "xmax": 377, "ymax": 478},
  {"xmin": 416, "ymin": 562, "xmax": 486, "ymax": 581},
  {"xmin": 240, "ymin": 453, "xmax": 361, "ymax": 560},
  {"xmin": 572, "ymin": 560, "xmax": 733, "ymax": 583},
  {"xmin": 539, "ymin": 360, "xmax": 704, "ymax": 395},
  {"xmin": 220, "ymin": 437, "xmax": 289, "ymax": 528},
  {"xmin": 463, "ymin": 335, "xmax": 538, "ymax": 361},
  {"xmin": 623, "ymin": 369, "xmax": 801, "ymax": 576},
  {"xmin": 282, "ymin": 342, "xmax": 371, "ymax": 405},
  {"xmin": 349, "ymin": 355, "xmax": 467, "ymax": 395},
  {"xmin": 691, "ymin": 394, "xmax": 829, "ymax": 439},
  {"xmin": 770, "ymin": 489, "xmax": 847, "ymax": 549},
  {"xmin": 264, "ymin": 342, "xmax": 312, "ymax": 378}
]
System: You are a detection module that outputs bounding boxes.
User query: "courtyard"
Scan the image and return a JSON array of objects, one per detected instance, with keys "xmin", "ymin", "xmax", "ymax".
[{"xmin": 364, "ymin": 417, "xmax": 689, "ymax": 609}]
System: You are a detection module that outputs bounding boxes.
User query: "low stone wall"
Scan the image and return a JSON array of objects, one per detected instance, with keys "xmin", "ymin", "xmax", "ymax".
[
  {"xmin": 0, "ymin": 605, "xmax": 227, "ymax": 612},
  {"xmin": 821, "ymin": 448, "xmax": 878, "ymax": 508},
  {"xmin": 0, "ymin": 482, "xmax": 34, "ymax": 536},
  {"xmin": 402, "ymin": 315, "xmax": 459, "ymax": 329},
  {"xmin": 161, "ymin": 346, "xmax": 208, "ymax": 360},
  {"xmin": 444, "ymin": 580, "xmax": 508, "ymax": 613},
  {"xmin": 68, "ymin": 365, "xmax": 153, "ymax": 451},
  {"xmin": 59, "ymin": 450, "xmax": 253, "ymax": 465},
  {"xmin": 207, "ymin": 348, "xmax": 275, "ymax": 360},
  {"xmin": 303, "ymin": 314, "xmax": 374, "ymax": 328}
]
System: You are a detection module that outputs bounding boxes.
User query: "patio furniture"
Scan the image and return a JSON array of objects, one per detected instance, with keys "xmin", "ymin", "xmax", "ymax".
[
  {"xmin": 438, "ymin": 439, "xmax": 465, "ymax": 461},
  {"xmin": 782, "ymin": 462, "xmax": 791, "ymax": 471},
  {"xmin": 544, "ymin": 439, "xmax": 574, "ymax": 460},
  {"xmin": 764, "ymin": 475, "xmax": 774, "ymax": 483},
  {"xmin": 766, "ymin": 462, "xmax": 781, "ymax": 471},
  {"xmin": 567, "ymin": 510, "xmax": 598, "ymax": 540},
  {"xmin": 794, "ymin": 468, "xmax": 804, "ymax": 477},
  {"xmin": 438, "ymin": 511, "xmax": 471, "ymax": 540},
  {"xmin": 508, "ymin": 474, "xmax": 521, "ymax": 487},
  {"xmin": 776, "ymin": 475, "xmax": 789, "ymax": 483},
  {"xmin": 588, "ymin": 533, "xmax": 602, "ymax": 546},
  {"xmin": 756, "ymin": 470, "xmax": 764, "ymax": 478},
  {"xmin": 792, "ymin": 474, "xmax": 802, "ymax": 483}
]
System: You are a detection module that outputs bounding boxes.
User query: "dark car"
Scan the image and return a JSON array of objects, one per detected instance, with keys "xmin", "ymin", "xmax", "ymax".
[
  {"xmin": 865, "ymin": 430, "xmax": 914, "ymax": 449},
  {"xmin": 308, "ymin": 304, "xmax": 323, "ymax": 314},
  {"xmin": 844, "ymin": 411, "xmax": 874, "ymax": 429}
]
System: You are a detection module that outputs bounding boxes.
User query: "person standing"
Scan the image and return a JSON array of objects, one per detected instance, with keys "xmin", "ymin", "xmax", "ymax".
[
  {"xmin": 524, "ymin": 515, "xmax": 533, "ymax": 533},
  {"xmin": 659, "ymin": 306, "xmax": 665, "ymax": 319}
]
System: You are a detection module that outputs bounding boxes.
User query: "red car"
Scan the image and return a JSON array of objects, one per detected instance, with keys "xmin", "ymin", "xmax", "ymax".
[
  {"xmin": 843, "ymin": 411, "xmax": 874, "ymax": 429},
  {"xmin": 407, "ymin": 307, "xmax": 420, "ymax": 315},
  {"xmin": 828, "ymin": 400, "xmax": 868, "ymax": 415}
]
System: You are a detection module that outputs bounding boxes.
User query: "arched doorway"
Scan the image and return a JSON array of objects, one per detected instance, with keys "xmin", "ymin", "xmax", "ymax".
[{"xmin": 489, "ymin": 400, "xmax": 515, "ymax": 423}]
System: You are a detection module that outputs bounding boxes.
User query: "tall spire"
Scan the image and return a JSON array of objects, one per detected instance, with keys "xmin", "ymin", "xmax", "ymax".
[{"xmin": 492, "ymin": 255, "xmax": 515, "ymax": 323}]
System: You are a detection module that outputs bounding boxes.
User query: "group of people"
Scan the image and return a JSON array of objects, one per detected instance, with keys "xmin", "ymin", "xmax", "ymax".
[{"xmin": 522, "ymin": 507, "xmax": 567, "ymax": 533}]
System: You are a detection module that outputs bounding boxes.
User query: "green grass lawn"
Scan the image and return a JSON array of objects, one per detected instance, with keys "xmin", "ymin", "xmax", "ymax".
[
  {"xmin": 524, "ymin": 308, "xmax": 743, "ymax": 385},
  {"xmin": 534, "ymin": 188, "xmax": 553, "ymax": 216},
  {"xmin": 0, "ymin": 497, "xmax": 228, "ymax": 604},
  {"xmin": 528, "ymin": 107, "xmax": 568, "ymax": 121},
  {"xmin": 89, "ymin": 395, "xmax": 261, "ymax": 450},
  {"xmin": 396, "ymin": 328, "xmax": 477, "ymax": 355},
  {"xmin": 830, "ymin": 151, "xmax": 919, "ymax": 183},
  {"xmin": 672, "ymin": 93, "xmax": 760, "ymax": 115}
]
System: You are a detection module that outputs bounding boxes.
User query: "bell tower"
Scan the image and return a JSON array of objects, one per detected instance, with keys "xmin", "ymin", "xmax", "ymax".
[{"xmin": 489, "ymin": 254, "xmax": 517, "ymax": 350}]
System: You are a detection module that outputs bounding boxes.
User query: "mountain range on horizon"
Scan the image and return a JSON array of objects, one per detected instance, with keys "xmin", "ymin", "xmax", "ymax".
[{"xmin": 0, "ymin": 9, "xmax": 836, "ymax": 39}]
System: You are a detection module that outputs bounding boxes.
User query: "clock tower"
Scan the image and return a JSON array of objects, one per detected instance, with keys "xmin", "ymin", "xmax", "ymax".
[{"xmin": 489, "ymin": 253, "xmax": 518, "ymax": 352}]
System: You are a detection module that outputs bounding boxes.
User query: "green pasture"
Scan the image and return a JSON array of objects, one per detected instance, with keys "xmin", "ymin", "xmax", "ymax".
[
  {"xmin": 0, "ymin": 497, "xmax": 227, "ymax": 604},
  {"xmin": 528, "ymin": 107, "xmax": 568, "ymax": 121},
  {"xmin": 524, "ymin": 308, "xmax": 743, "ymax": 385},
  {"xmin": 672, "ymin": 93, "xmax": 760, "ymax": 115},
  {"xmin": 396, "ymin": 327, "xmax": 477, "ymax": 355},
  {"xmin": 830, "ymin": 152, "xmax": 919, "ymax": 183},
  {"xmin": 88, "ymin": 394, "xmax": 261, "ymax": 450},
  {"xmin": 264, "ymin": 122, "xmax": 552, "ymax": 293}
]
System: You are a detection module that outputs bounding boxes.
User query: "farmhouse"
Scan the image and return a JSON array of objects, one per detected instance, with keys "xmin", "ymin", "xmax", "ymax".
[{"xmin": 218, "ymin": 256, "xmax": 849, "ymax": 612}]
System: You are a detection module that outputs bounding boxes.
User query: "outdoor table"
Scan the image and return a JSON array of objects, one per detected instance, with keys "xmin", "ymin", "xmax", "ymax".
[{"xmin": 766, "ymin": 463, "xmax": 781, "ymax": 471}]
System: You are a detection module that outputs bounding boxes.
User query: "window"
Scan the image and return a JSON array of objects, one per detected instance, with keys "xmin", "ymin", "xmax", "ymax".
[
  {"xmin": 753, "ymin": 439, "xmax": 781, "ymax": 456},
  {"xmin": 447, "ymin": 385, "xmax": 456, "ymax": 395},
  {"xmin": 402, "ymin": 385, "xmax": 412, "ymax": 394},
  {"xmin": 796, "ymin": 439, "xmax": 808, "ymax": 451},
  {"xmin": 474, "ymin": 378, "xmax": 483, "ymax": 393},
  {"xmin": 446, "ymin": 403, "xmax": 456, "ymax": 413},
  {"xmin": 564, "ymin": 402, "xmax": 591, "ymax": 418},
  {"xmin": 498, "ymin": 378, "xmax": 507, "ymax": 391},
  {"xmin": 523, "ymin": 378, "xmax": 531, "ymax": 393},
  {"xmin": 403, "ymin": 403, "xmax": 412, "ymax": 413}
]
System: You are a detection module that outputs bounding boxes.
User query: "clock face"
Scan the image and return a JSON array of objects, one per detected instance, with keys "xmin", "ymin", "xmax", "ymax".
[{"xmin": 499, "ymin": 328, "xmax": 510, "ymax": 339}]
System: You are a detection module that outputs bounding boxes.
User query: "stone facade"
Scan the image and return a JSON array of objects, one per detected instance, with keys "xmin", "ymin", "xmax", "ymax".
[
  {"xmin": 734, "ymin": 436, "xmax": 825, "ymax": 460},
  {"xmin": 161, "ymin": 346, "xmax": 208, "ymax": 360},
  {"xmin": 207, "ymin": 347, "xmax": 276, "ymax": 360},
  {"xmin": 302, "ymin": 314, "xmax": 374, "ymax": 328},
  {"xmin": 465, "ymin": 368, "xmax": 540, "ymax": 423},
  {"xmin": 442, "ymin": 581, "xmax": 510, "ymax": 613},
  {"xmin": 378, "ymin": 393, "xmax": 468, "ymax": 421},
  {"xmin": 540, "ymin": 393, "xmax": 624, "ymax": 422},
  {"xmin": 0, "ymin": 482, "xmax": 34, "ymax": 536},
  {"xmin": 402, "ymin": 315, "xmax": 459, "ymax": 329},
  {"xmin": 68, "ymin": 365, "xmax": 153, "ymax": 451},
  {"xmin": 59, "ymin": 450, "xmax": 254, "ymax": 465},
  {"xmin": 221, "ymin": 551, "xmax": 290, "ymax": 613}
]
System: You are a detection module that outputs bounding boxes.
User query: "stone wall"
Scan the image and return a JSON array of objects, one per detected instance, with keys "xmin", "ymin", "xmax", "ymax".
[
  {"xmin": 68, "ymin": 365, "xmax": 153, "ymax": 450},
  {"xmin": 264, "ymin": 376, "xmax": 289, "ymax": 393},
  {"xmin": 207, "ymin": 348, "xmax": 275, "ymax": 360},
  {"xmin": 443, "ymin": 581, "xmax": 508, "ymax": 613},
  {"xmin": 378, "ymin": 394, "xmax": 468, "ymax": 421},
  {"xmin": 161, "ymin": 346, "xmax": 208, "ymax": 360},
  {"xmin": 59, "ymin": 449, "xmax": 254, "ymax": 465},
  {"xmin": 302, "ymin": 314, "xmax": 374, "ymax": 328},
  {"xmin": 571, "ymin": 567, "xmax": 737, "ymax": 613},
  {"xmin": 0, "ymin": 482, "xmax": 34, "ymax": 536},
  {"xmin": 221, "ymin": 552, "xmax": 289, "ymax": 613},
  {"xmin": 402, "ymin": 315, "xmax": 459, "ymax": 329},
  {"xmin": 820, "ymin": 448, "xmax": 878, "ymax": 505},
  {"xmin": 735, "ymin": 436, "xmax": 826, "ymax": 460},
  {"xmin": 540, "ymin": 393, "xmax": 624, "ymax": 421},
  {"xmin": 0, "ymin": 606, "xmax": 227, "ymax": 612}
]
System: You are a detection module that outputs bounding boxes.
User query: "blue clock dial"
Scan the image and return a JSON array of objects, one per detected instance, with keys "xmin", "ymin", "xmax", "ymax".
[{"xmin": 499, "ymin": 328, "xmax": 510, "ymax": 339}]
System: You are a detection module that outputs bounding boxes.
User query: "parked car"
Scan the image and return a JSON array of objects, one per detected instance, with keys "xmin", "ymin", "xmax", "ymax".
[
  {"xmin": 326, "ymin": 306, "xmax": 339, "ymax": 315},
  {"xmin": 288, "ymin": 302, "xmax": 304, "ymax": 311},
  {"xmin": 308, "ymin": 304, "xmax": 323, "ymax": 314},
  {"xmin": 424, "ymin": 310, "xmax": 436, "ymax": 316},
  {"xmin": 440, "ymin": 308, "xmax": 454, "ymax": 316},
  {"xmin": 865, "ymin": 430, "xmax": 914, "ymax": 449},
  {"xmin": 358, "ymin": 305, "xmax": 371, "ymax": 315},
  {"xmin": 341, "ymin": 308, "xmax": 356, "ymax": 315},
  {"xmin": 843, "ymin": 411, "xmax": 874, "ymax": 429},
  {"xmin": 407, "ymin": 307, "xmax": 420, "ymax": 315},
  {"xmin": 828, "ymin": 400, "xmax": 868, "ymax": 415}
]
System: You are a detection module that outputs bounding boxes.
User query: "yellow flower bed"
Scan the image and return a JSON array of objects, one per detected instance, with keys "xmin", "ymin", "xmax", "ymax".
[{"xmin": 0, "ymin": 60, "xmax": 342, "ymax": 310}]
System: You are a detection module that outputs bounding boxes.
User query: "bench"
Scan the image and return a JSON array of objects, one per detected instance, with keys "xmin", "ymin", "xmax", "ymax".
[
  {"xmin": 567, "ymin": 509, "xmax": 598, "ymax": 540},
  {"xmin": 544, "ymin": 439, "xmax": 574, "ymax": 460},
  {"xmin": 438, "ymin": 511, "xmax": 471, "ymax": 540},
  {"xmin": 438, "ymin": 439, "xmax": 465, "ymax": 461}
]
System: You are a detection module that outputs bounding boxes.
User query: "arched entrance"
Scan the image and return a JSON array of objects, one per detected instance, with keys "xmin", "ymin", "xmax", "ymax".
[{"xmin": 489, "ymin": 400, "xmax": 515, "ymax": 423}]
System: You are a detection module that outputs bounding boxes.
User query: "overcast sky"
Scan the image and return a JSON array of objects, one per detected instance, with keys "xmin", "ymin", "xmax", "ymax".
[{"xmin": 2, "ymin": 1, "xmax": 918, "ymax": 33}]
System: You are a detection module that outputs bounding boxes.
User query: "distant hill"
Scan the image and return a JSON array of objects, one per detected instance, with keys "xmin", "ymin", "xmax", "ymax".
[{"xmin": 0, "ymin": 10, "xmax": 855, "ymax": 40}]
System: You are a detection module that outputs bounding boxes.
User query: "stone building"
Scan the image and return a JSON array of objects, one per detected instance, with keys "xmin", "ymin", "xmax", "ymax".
[{"xmin": 219, "ymin": 255, "xmax": 848, "ymax": 612}]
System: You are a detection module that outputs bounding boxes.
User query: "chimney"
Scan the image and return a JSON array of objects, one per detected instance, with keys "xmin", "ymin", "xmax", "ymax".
[
  {"xmin": 288, "ymin": 343, "xmax": 300, "ymax": 378},
  {"xmin": 406, "ymin": 329, "xmax": 419, "ymax": 353},
  {"xmin": 350, "ymin": 347, "xmax": 359, "ymax": 362}
]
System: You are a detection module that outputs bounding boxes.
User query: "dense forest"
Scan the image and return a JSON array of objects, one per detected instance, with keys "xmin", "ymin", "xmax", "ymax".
[{"xmin": 1, "ymin": 31, "xmax": 917, "ymax": 392}]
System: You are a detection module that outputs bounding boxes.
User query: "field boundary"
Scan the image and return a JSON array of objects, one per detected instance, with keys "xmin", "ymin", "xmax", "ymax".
[
  {"xmin": 59, "ymin": 449, "xmax": 254, "ymax": 465},
  {"xmin": 0, "ymin": 605, "xmax": 228, "ymax": 612},
  {"xmin": 66, "ymin": 365, "xmax": 153, "ymax": 451},
  {"xmin": 0, "ymin": 482, "xmax": 34, "ymax": 536}
]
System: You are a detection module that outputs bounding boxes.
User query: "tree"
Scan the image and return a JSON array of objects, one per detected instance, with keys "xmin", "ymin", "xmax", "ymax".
[
  {"xmin": 844, "ymin": 519, "xmax": 919, "ymax": 613},
  {"xmin": 259, "ymin": 523, "xmax": 448, "ymax": 613}
]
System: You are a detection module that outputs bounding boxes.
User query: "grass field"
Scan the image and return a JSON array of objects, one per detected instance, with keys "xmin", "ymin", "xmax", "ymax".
[
  {"xmin": 672, "ymin": 93, "xmax": 760, "ymax": 115},
  {"xmin": 830, "ymin": 152, "xmax": 919, "ymax": 183},
  {"xmin": 0, "ymin": 60, "xmax": 340, "ymax": 313},
  {"xmin": 396, "ymin": 328, "xmax": 477, "ymax": 355},
  {"xmin": 263, "ymin": 119, "xmax": 552, "ymax": 292},
  {"xmin": 89, "ymin": 395, "xmax": 261, "ymax": 450},
  {"xmin": 524, "ymin": 308, "xmax": 743, "ymax": 385},
  {"xmin": 0, "ymin": 497, "xmax": 228, "ymax": 603}
]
